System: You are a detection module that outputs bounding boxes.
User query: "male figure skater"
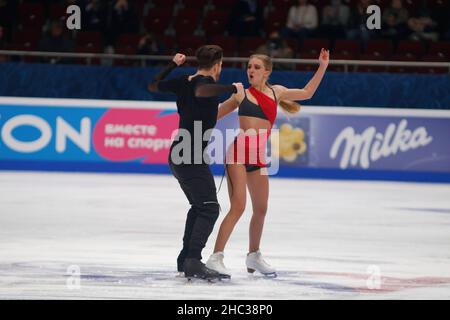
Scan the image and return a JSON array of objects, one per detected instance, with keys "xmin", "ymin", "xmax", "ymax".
[{"xmin": 149, "ymin": 46, "xmax": 241, "ymax": 280}]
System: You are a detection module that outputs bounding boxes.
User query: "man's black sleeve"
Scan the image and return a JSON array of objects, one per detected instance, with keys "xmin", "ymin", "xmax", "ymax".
[
  {"xmin": 148, "ymin": 61, "xmax": 178, "ymax": 93},
  {"xmin": 195, "ymin": 84, "xmax": 238, "ymax": 98}
]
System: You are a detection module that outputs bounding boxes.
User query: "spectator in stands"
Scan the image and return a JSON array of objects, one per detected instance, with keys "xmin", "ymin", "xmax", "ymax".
[
  {"xmin": 429, "ymin": 0, "xmax": 449, "ymax": 40},
  {"xmin": 445, "ymin": 9, "xmax": 450, "ymax": 40},
  {"xmin": 107, "ymin": 0, "xmax": 138, "ymax": 45},
  {"xmin": 255, "ymin": 31, "xmax": 294, "ymax": 70},
  {"xmin": 0, "ymin": 0, "xmax": 16, "ymax": 39},
  {"xmin": 137, "ymin": 31, "xmax": 166, "ymax": 66},
  {"xmin": 0, "ymin": 25, "xmax": 4, "ymax": 48},
  {"xmin": 82, "ymin": 0, "xmax": 107, "ymax": 32},
  {"xmin": 381, "ymin": 0, "xmax": 409, "ymax": 42},
  {"xmin": 38, "ymin": 19, "xmax": 74, "ymax": 64},
  {"xmin": 407, "ymin": 5, "xmax": 439, "ymax": 41},
  {"xmin": 228, "ymin": 0, "xmax": 264, "ymax": 37},
  {"xmin": 0, "ymin": 25, "xmax": 7, "ymax": 62},
  {"xmin": 346, "ymin": 0, "xmax": 377, "ymax": 46},
  {"xmin": 283, "ymin": 0, "xmax": 318, "ymax": 46},
  {"xmin": 318, "ymin": 0, "xmax": 350, "ymax": 42}
]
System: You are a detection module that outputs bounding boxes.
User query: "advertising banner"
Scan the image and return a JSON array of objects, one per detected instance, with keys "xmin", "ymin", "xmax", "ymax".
[{"xmin": 1, "ymin": 97, "xmax": 449, "ymax": 182}]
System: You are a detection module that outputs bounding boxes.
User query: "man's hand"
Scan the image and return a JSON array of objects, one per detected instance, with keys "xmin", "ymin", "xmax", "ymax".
[
  {"xmin": 233, "ymin": 82, "xmax": 244, "ymax": 96},
  {"xmin": 173, "ymin": 53, "xmax": 186, "ymax": 66}
]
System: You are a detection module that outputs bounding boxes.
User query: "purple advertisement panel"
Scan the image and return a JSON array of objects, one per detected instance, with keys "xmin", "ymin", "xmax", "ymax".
[
  {"xmin": 216, "ymin": 108, "xmax": 450, "ymax": 174},
  {"xmin": 276, "ymin": 110, "xmax": 450, "ymax": 173}
]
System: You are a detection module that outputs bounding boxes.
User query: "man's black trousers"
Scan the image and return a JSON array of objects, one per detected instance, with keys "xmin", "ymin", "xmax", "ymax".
[{"xmin": 168, "ymin": 160, "xmax": 220, "ymax": 270}]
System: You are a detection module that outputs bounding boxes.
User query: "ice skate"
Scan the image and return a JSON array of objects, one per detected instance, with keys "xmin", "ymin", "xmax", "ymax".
[
  {"xmin": 246, "ymin": 250, "xmax": 277, "ymax": 277},
  {"xmin": 206, "ymin": 252, "xmax": 232, "ymax": 278},
  {"xmin": 183, "ymin": 258, "xmax": 230, "ymax": 282}
]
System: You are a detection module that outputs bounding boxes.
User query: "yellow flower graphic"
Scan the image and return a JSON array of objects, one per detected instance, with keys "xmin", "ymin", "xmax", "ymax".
[{"xmin": 271, "ymin": 123, "xmax": 307, "ymax": 162}]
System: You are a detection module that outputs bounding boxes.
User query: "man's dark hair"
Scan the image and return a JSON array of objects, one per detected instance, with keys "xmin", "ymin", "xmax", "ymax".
[{"xmin": 195, "ymin": 45, "xmax": 223, "ymax": 70}]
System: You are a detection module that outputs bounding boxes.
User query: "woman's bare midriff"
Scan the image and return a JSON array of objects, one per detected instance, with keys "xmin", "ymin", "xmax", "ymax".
[{"xmin": 239, "ymin": 116, "xmax": 271, "ymax": 134}]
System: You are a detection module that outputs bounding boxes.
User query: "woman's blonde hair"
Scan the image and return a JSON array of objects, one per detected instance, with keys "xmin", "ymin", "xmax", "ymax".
[{"xmin": 249, "ymin": 54, "xmax": 301, "ymax": 114}]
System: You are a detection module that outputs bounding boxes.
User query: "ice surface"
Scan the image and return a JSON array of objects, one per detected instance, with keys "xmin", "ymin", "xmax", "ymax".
[{"xmin": 1, "ymin": 171, "xmax": 449, "ymax": 299}]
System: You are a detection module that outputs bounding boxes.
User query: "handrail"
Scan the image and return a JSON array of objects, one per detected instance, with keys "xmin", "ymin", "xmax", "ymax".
[{"xmin": 1, "ymin": 50, "xmax": 449, "ymax": 69}]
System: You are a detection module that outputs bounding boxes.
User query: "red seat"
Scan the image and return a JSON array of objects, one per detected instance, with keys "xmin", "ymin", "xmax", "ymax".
[
  {"xmin": 272, "ymin": 0, "xmax": 295, "ymax": 12},
  {"xmin": 114, "ymin": 41, "xmax": 139, "ymax": 67},
  {"xmin": 359, "ymin": 53, "xmax": 387, "ymax": 61},
  {"xmin": 422, "ymin": 54, "xmax": 448, "ymax": 62},
  {"xmin": 302, "ymin": 38, "xmax": 330, "ymax": 56},
  {"xmin": 355, "ymin": 65, "xmax": 389, "ymax": 73},
  {"xmin": 114, "ymin": 33, "xmax": 141, "ymax": 66},
  {"xmin": 76, "ymin": 31, "xmax": 103, "ymax": 48},
  {"xmin": 19, "ymin": 3, "xmax": 45, "ymax": 29},
  {"xmin": 133, "ymin": 0, "xmax": 147, "ymax": 17},
  {"xmin": 334, "ymin": 39, "xmax": 361, "ymax": 59},
  {"xmin": 49, "ymin": 4, "xmax": 69, "ymax": 21},
  {"xmin": 295, "ymin": 62, "xmax": 318, "ymax": 72},
  {"xmin": 13, "ymin": 30, "xmax": 40, "ymax": 51},
  {"xmin": 210, "ymin": 35, "xmax": 238, "ymax": 56},
  {"xmin": 75, "ymin": 44, "xmax": 102, "ymax": 65},
  {"xmin": 174, "ymin": 9, "xmax": 201, "ymax": 36},
  {"xmin": 388, "ymin": 66, "xmax": 424, "ymax": 74},
  {"xmin": 188, "ymin": 0, "xmax": 210, "ymax": 7},
  {"xmin": 417, "ymin": 67, "xmax": 449, "ymax": 74},
  {"xmin": 209, "ymin": 35, "xmax": 237, "ymax": 66},
  {"xmin": 364, "ymin": 40, "xmax": 393, "ymax": 60},
  {"xmin": 117, "ymin": 33, "xmax": 141, "ymax": 50},
  {"xmin": 152, "ymin": 0, "xmax": 177, "ymax": 9},
  {"xmin": 421, "ymin": 53, "xmax": 449, "ymax": 74},
  {"xmin": 394, "ymin": 40, "xmax": 424, "ymax": 59},
  {"xmin": 427, "ymin": 41, "xmax": 450, "ymax": 58},
  {"xmin": 285, "ymin": 39, "xmax": 299, "ymax": 53},
  {"xmin": 238, "ymin": 37, "xmax": 266, "ymax": 57},
  {"xmin": 202, "ymin": 10, "xmax": 229, "ymax": 38},
  {"xmin": 145, "ymin": 9, "xmax": 173, "ymax": 35},
  {"xmin": 160, "ymin": 36, "xmax": 177, "ymax": 54},
  {"xmin": 264, "ymin": 11, "xmax": 288, "ymax": 35},
  {"xmin": 177, "ymin": 36, "xmax": 206, "ymax": 56},
  {"xmin": 402, "ymin": 0, "xmax": 422, "ymax": 16},
  {"xmin": 313, "ymin": 0, "xmax": 331, "ymax": 12},
  {"xmin": 3, "ymin": 42, "xmax": 38, "ymax": 62},
  {"xmin": 211, "ymin": 0, "xmax": 237, "ymax": 10}
]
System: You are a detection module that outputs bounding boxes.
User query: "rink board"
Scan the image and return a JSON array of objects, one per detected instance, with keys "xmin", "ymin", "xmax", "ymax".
[{"xmin": 0, "ymin": 97, "xmax": 449, "ymax": 183}]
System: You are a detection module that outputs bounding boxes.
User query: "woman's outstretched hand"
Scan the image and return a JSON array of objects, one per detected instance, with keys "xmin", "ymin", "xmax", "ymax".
[{"xmin": 319, "ymin": 48, "xmax": 330, "ymax": 68}]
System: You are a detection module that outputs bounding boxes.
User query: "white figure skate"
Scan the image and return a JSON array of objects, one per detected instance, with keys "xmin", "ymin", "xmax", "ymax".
[
  {"xmin": 206, "ymin": 252, "xmax": 232, "ymax": 277},
  {"xmin": 246, "ymin": 250, "xmax": 277, "ymax": 277}
]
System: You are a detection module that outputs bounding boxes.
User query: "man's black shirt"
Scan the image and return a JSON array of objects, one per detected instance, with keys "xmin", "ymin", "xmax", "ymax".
[{"xmin": 158, "ymin": 74, "xmax": 220, "ymax": 164}]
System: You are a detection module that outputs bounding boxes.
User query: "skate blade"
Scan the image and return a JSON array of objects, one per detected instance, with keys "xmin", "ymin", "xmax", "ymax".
[
  {"xmin": 247, "ymin": 271, "xmax": 277, "ymax": 278},
  {"xmin": 186, "ymin": 276, "xmax": 218, "ymax": 283},
  {"xmin": 262, "ymin": 272, "xmax": 277, "ymax": 278},
  {"xmin": 217, "ymin": 274, "xmax": 231, "ymax": 281}
]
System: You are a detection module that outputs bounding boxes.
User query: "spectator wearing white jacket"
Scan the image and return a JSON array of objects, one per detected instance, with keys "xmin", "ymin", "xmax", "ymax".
[{"xmin": 283, "ymin": 0, "xmax": 318, "ymax": 47}]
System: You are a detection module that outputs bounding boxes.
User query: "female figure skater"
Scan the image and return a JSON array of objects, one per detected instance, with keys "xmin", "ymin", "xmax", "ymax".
[{"xmin": 197, "ymin": 49, "xmax": 329, "ymax": 277}]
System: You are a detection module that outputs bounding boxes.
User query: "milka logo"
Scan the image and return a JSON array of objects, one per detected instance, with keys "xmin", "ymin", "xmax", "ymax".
[{"xmin": 330, "ymin": 119, "xmax": 433, "ymax": 169}]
